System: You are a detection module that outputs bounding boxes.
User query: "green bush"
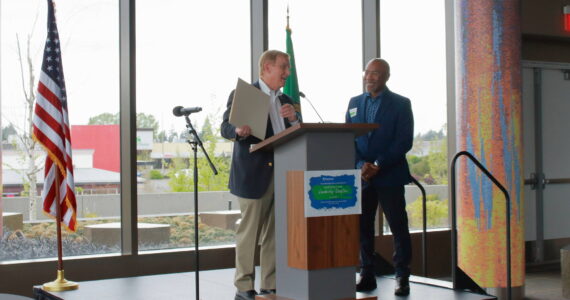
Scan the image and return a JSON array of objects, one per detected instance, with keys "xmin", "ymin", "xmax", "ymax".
[
  {"xmin": 407, "ymin": 194, "xmax": 448, "ymax": 229},
  {"xmin": 149, "ymin": 169, "xmax": 165, "ymax": 179}
]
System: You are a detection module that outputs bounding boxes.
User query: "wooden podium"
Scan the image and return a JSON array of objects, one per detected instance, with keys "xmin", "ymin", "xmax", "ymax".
[{"xmin": 251, "ymin": 123, "xmax": 377, "ymax": 300}]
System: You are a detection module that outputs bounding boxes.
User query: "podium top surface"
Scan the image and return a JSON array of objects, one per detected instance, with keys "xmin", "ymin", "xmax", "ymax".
[{"xmin": 250, "ymin": 123, "xmax": 378, "ymax": 152}]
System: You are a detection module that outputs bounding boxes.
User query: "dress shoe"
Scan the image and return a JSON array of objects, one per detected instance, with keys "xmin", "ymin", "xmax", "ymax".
[
  {"xmin": 235, "ymin": 290, "xmax": 257, "ymax": 300},
  {"xmin": 356, "ymin": 275, "xmax": 377, "ymax": 292},
  {"xmin": 394, "ymin": 276, "xmax": 410, "ymax": 296},
  {"xmin": 259, "ymin": 289, "xmax": 276, "ymax": 295}
]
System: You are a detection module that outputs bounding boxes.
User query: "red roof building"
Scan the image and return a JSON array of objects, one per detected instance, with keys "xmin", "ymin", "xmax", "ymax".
[{"xmin": 71, "ymin": 125, "xmax": 120, "ymax": 172}]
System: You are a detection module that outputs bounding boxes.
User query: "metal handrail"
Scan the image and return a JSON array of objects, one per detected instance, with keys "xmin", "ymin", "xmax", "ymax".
[
  {"xmin": 450, "ymin": 151, "xmax": 512, "ymax": 300},
  {"xmin": 410, "ymin": 177, "xmax": 428, "ymax": 277}
]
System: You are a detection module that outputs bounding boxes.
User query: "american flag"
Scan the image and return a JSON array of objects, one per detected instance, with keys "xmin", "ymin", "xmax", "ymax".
[{"xmin": 32, "ymin": 0, "xmax": 77, "ymax": 232}]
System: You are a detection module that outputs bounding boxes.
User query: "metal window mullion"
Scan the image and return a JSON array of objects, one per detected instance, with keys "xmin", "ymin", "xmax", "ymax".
[
  {"xmin": 445, "ymin": 0, "xmax": 457, "ymax": 227},
  {"xmin": 119, "ymin": 0, "xmax": 138, "ymax": 255},
  {"xmin": 362, "ymin": 0, "xmax": 380, "ymax": 77},
  {"xmin": 250, "ymin": 0, "xmax": 267, "ymax": 82},
  {"xmin": 533, "ymin": 68, "xmax": 544, "ymax": 262}
]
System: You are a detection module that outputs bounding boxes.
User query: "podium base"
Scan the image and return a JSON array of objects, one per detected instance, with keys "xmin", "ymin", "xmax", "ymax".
[{"xmin": 256, "ymin": 295, "xmax": 377, "ymax": 300}]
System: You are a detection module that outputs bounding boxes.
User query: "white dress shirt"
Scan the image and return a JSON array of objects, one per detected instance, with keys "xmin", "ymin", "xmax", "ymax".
[{"xmin": 259, "ymin": 79, "xmax": 287, "ymax": 134}]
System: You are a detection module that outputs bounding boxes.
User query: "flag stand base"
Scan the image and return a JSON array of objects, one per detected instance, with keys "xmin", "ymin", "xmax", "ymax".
[{"xmin": 43, "ymin": 270, "xmax": 79, "ymax": 292}]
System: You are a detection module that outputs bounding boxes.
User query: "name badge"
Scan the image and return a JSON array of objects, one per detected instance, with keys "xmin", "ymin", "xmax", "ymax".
[{"xmin": 349, "ymin": 107, "xmax": 357, "ymax": 118}]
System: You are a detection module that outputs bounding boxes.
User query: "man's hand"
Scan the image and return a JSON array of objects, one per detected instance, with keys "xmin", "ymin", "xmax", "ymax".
[
  {"xmin": 361, "ymin": 162, "xmax": 380, "ymax": 182},
  {"xmin": 280, "ymin": 103, "xmax": 298, "ymax": 122},
  {"xmin": 235, "ymin": 125, "xmax": 251, "ymax": 138}
]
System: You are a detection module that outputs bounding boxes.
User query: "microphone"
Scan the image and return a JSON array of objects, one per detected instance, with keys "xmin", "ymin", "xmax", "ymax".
[
  {"xmin": 172, "ymin": 106, "xmax": 202, "ymax": 117},
  {"xmin": 299, "ymin": 92, "xmax": 324, "ymax": 123}
]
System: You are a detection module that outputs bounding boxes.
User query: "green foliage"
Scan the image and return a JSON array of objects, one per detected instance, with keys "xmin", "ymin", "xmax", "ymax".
[
  {"xmin": 407, "ymin": 132, "xmax": 448, "ymax": 185},
  {"xmin": 167, "ymin": 115, "xmax": 230, "ymax": 192},
  {"xmin": 75, "ymin": 187, "xmax": 84, "ymax": 194},
  {"xmin": 407, "ymin": 194, "xmax": 449, "ymax": 229},
  {"xmin": 87, "ymin": 112, "xmax": 160, "ymax": 140},
  {"xmin": 415, "ymin": 129, "xmax": 445, "ymax": 141},
  {"xmin": 157, "ymin": 130, "xmax": 167, "ymax": 142},
  {"xmin": 149, "ymin": 169, "xmax": 165, "ymax": 179},
  {"xmin": 167, "ymin": 156, "xmax": 230, "ymax": 192},
  {"xmin": 1, "ymin": 123, "xmax": 17, "ymax": 141},
  {"xmin": 88, "ymin": 112, "xmax": 119, "ymax": 125},
  {"xmin": 136, "ymin": 113, "xmax": 159, "ymax": 137},
  {"xmin": 199, "ymin": 117, "xmax": 216, "ymax": 145},
  {"xmin": 20, "ymin": 180, "xmax": 30, "ymax": 197}
]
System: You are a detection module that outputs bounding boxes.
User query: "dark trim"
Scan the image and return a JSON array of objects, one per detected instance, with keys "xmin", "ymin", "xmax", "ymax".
[
  {"xmin": 119, "ymin": 0, "xmax": 138, "ymax": 256},
  {"xmin": 523, "ymin": 33, "xmax": 570, "ymax": 43},
  {"xmin": 533, "ymin": 68, "xmax": 544, "ymax": 263},
  {"xmin": 250, "ymin": 0, "xmax": 267, "ymax": 82}
]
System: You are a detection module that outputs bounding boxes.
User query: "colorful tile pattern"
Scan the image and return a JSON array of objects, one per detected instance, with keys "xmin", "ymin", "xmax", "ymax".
[{"xmin": 456, "ymin": 0, "xmax": 524, "ymax": 288}]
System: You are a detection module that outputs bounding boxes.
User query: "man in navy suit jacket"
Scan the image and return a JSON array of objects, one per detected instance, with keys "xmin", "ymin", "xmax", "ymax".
[
  {"xmin": 346, "ymin": 58, "xmax": 414, "ymax": 296},
  {"xmin": 221, "ymin": 50, "xmax": 299, "ymax": 300}
]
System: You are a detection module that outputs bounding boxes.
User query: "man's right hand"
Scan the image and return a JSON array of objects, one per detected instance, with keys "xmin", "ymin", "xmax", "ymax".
[
  {"xmin": 361, "ymin": 162, "xmax": 379, "ymax": 182},
  {"xmin": 235, "ymin": 125, "xmax": 251, "ymax": 138}
]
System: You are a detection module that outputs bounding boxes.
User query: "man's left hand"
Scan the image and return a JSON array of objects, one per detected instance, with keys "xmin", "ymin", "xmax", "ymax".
[
  {"xmin": 361, "ymin": 162, "xmax": 380, "ymax": 182},
  {"xmin": 280, "ymin": 104, "xmax": 298, "ymax": 122}
]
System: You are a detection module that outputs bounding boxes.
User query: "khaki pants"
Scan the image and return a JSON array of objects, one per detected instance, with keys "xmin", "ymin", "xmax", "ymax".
[{"xmin": 234, "ymin": 180, "xmax": 275, "ymax": 291}]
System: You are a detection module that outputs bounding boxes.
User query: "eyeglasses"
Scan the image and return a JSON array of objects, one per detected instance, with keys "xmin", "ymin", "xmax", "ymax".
[{"xmin": 363, "ymin": 70, "xmax": 382, "ymax": 77}]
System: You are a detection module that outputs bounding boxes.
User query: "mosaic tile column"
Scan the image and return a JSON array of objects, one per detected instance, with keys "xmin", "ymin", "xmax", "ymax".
[{"xmin": 455, "ymin": 0, "xmax": 524, "ymax": 296}]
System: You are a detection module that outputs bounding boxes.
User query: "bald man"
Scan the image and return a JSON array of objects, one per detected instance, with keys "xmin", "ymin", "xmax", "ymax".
[{"xmin": 345, "ymin": 58, "xmax": 414, "ymax": 296}]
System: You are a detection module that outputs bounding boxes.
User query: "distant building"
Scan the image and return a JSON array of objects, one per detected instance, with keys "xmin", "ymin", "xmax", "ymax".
[{"xmin": 71, "ymin": 125, "xmax": 120, "ymax": 172}]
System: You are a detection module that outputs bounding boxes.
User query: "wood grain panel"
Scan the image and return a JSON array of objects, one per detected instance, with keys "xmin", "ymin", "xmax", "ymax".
[
  {"xmin": 287, "ymin": 171, "xmax": 308, "ymax": 269},
  {"xmin": 287, "ymin": 171, "xmax": 359, "ymax": 270}
]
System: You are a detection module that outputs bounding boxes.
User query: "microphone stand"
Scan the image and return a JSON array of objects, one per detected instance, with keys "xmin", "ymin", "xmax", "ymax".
[
  {"xmin": 300, "ymin": 92, "xmax": 325, "ymax": 123},
  {"xmin": 183, "ymin": 114, "xmax": 218, "ymax": 300}
]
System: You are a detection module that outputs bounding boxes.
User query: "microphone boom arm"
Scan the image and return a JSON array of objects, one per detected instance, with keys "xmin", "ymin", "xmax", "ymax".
[
  {"xmin": 184, "ymin": 115, "xmax": 218, "ymax": 175},
  {"xmin": 300, "ymin": 92, "xmax": 324, "ymax": 123}
]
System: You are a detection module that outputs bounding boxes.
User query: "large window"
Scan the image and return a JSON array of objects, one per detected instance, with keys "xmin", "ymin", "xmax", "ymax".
[
  {"xmin": 268, "ymin": 0, "xmax": 362, "ymax": 123},
  {"xmin": 135, "ymin": 1, "xmax": 250, "ymax": 251},
  {"xmin": 1, "ymin": 0, "xmax": 121, "ymax": 261},
  {"xmin": 380, "ymin": 0, "xmax": 449, "ymax": 231}
]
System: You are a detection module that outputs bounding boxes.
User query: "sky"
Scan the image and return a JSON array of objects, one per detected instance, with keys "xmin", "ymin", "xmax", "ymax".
[{"xmin": 1, "ymin": 0, "xmax": 447, "ymax": 137}]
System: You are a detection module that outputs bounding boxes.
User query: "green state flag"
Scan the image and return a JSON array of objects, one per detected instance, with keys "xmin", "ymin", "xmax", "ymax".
[{"xmin": 283, "ymin": 27, "xmax": 302, "ymax": 116}]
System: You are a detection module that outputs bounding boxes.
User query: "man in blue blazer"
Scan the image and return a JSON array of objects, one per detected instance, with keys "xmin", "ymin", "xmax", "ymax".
[
  {"xmin": 345, "ymin": 58, "xmax": 414, "ymax": 296},
  {"xmin": 221, "ymin": 50, "xmax": 300, "ymax": 300}
]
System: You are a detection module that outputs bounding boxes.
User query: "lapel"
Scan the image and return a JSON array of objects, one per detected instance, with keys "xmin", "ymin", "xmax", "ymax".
[
  {"xmin": 365, "ymin": 88, "xmax": 392, "ymax": 143},
  {"xmin": 356, "ymin": 94, "xmax": 369, "ymax": 148},
  {"xmin": 357, "ymin": 94, "xmax": 367, "ymax": 123},
  {"xmin": 374, "ymin": 88, "xmax": 393, "ymax": 124}
]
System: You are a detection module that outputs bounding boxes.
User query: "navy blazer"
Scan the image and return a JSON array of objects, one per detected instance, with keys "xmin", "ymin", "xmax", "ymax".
[
  {"xmin": 345, "ymin": 88, "xmax": 414, "ymax": 187},
  {"xmin": 221, "ymin": 81, "xmax": 295, "ymax": 199}
]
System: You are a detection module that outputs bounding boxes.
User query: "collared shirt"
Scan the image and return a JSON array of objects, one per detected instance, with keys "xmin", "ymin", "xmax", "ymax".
[
  {"xmin": 357, "ymin": 91, "xmax": 384, "ymax": 170},
  {"xmin": 259, "ymin": 79, "xmax": 289, "ymax": 135},
  {"xmin": 364, "ymin": 91, "xmax": 383, "ymax": 124}
]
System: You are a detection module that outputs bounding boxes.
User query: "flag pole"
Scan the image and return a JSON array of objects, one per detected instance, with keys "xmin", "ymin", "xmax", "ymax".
[
  {"xmin": 43, "ymin": 170, "xmax": 78, "ymax": 292},
  {"xmin": 287, "ymin": 5, "xmax": 290, "ymax": 30}
]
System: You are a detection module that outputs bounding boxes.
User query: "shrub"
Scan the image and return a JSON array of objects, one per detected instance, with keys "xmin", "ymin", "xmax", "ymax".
[
  {"xmin": 149, "ymin": 169, "xmax": 164, "ymax": 179},
  {"xmin": 407, "ymin": 194, "xmax": 449, "ymax": 229}
]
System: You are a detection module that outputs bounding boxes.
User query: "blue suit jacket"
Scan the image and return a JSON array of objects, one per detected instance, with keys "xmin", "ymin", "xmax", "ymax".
[
  {"xmin": 345, "ymin": 88, "xmax": 414, "ymax": 187},
  {"xmin": 221, "ymin": 81, "xmax": 295, "ymax": 199}
]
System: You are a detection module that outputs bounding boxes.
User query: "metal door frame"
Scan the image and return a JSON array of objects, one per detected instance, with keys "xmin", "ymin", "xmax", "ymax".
[{"xmin": 523, "ymin": 60, "xmax": 570, "ymax": 262}]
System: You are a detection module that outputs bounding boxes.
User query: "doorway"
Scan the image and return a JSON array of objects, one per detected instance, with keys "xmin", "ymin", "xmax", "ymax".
[{"xmin": 523, "ymin": 61, "xmax": 570, "ymax": 262}]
